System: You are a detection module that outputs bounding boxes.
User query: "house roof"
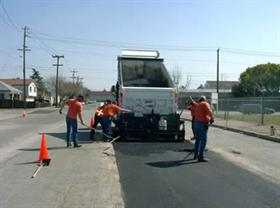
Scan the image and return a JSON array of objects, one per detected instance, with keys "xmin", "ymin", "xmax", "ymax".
[
  {"xmin": 91, "ymin": 91, "xmax": 112, "ymax": 96},
  {"xmin": 0, "ymin": 79, "xmax": 34, "ymax": 86},
  {"xmin": 179, "ymin": 88, "xmax": 232, "ymax": 93},
  {"xmin": 205, "ymin": 80, "xmax": 239, "ymax": 89},
  {"xmin": 0, "ymin": 81, "xmax": 22, "ymax": 94}
]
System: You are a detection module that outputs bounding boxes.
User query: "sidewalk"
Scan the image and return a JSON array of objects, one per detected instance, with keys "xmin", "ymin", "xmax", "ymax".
[
  {"xmin": 0, "ymin": 106, "xmax": 57, "ymax": 121},
  {"xmin": 181, "ymin": 111, "xmax": 280, "ymax": 143}
]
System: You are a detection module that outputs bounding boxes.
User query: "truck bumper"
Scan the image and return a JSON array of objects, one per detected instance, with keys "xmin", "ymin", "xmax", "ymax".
[{"xmin": 113, "ymin": 113, "xmax": 185, "ymax": 142}]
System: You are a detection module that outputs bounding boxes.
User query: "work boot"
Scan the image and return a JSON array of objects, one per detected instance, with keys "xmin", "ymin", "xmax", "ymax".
[
  {"xmin": 198, "ymin": 157, "xmax": 209, "ymax": 162},
  {"xmin": 67, "ymin": 143, "xmax": 72, "ymax": 148},
  {"xmin": 74, "ymin": 144, "xmax": 82, "ymax": 148}
]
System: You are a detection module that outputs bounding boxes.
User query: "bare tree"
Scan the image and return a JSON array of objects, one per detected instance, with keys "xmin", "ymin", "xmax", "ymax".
[
  {"xmin": 45, "ymin": 75, "xmax": 92, "ymax": 101},
  {"xmin": 45, "ymin": 76, "xmax": 67, "ymax": 97},
  {"xmin": 184, "ymin": 74, "xmax": 192, "ymax": 89},
  {"xmin": 170, "ymin": 64, "xmax": 182, "ymax": 90}
]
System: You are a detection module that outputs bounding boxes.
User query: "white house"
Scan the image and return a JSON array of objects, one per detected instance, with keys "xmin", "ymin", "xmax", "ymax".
[{"xmin": 0, "ymin": 79, "xmax": 37, "ymax": 102}]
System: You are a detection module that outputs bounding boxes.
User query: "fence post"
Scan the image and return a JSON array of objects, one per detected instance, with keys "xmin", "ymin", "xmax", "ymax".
[{"xmin": 260, "ymin": 97, "xmax": 264, "ymax": 125}]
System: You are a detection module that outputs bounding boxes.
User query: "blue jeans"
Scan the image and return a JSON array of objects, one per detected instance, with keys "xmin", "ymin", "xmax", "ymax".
[
  {"xmin": 66, "ymin": 117, "xmax": 78, "ymax": 145},
  {"xmin": 90, "ymin": 115, "xmax": 104, "ymax": 139},
  {"xmin": 102, "ymin": 116, "xmax": 112, "ymax": 136},
  {"xmin": 193, "ymin": 120, "xmax": 209, "ymax": 159}
]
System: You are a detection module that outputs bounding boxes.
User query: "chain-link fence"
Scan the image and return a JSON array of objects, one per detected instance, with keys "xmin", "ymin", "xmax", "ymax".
[{"xmin": 213, "ymin": 97, "xmax": 280, "ymax": 136}]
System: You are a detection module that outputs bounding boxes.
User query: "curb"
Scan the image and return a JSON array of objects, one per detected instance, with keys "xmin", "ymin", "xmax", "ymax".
[{"xmin": 181, "ymin": 118, "xmax": 280, "ymax": 144}]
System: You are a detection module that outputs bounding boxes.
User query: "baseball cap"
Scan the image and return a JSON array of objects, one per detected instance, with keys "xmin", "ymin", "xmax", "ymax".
[{"xmin": 199, "ymin": 95, "xmax": 206, "ymax": 101}]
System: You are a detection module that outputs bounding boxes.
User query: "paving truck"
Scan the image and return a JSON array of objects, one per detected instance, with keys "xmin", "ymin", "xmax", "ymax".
[{"xmin": 111, "ymin": 49, "xmax": 185, "ymax": 141}]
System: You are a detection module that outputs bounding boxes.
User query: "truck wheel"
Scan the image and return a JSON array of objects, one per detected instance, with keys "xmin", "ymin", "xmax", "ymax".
[{"xmin": 176, "ymin": 133, "xmax": 185, "ymax": 142}]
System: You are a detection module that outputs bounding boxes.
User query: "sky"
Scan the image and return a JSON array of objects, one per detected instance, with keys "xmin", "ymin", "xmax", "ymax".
[{"xmin": 1, "ymin": 0, "xmax": 280, "ymax": 91}]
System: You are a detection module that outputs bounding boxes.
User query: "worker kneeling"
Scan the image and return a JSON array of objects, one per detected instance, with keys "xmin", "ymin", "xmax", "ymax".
[
  {"xmin": 90, "ymin": 101, "xmax": 108, "ymax": 140},
  {"xmin": 101, "ymin": 100, "xmax": 131, "ymax": 141}
]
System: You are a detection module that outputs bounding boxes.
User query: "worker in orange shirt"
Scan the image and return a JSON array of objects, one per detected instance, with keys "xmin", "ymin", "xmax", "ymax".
[
  {"xmin": 193, "ymin": 96, "xmax": 214, "ymax": 162},
  {"xmin": 187, "ymin": 96, "xmax": 198, "ymax": 140},
  {"xmin": 90, "ymin": 101, "xmax": 108, "ymax": 140},
  {"xmin": 59, "ymin": 95, "xmax": 85, "ymax": 148},
  {"xmin": 102, "ymin": 100, "xmax": 131, "ymax": 140}
]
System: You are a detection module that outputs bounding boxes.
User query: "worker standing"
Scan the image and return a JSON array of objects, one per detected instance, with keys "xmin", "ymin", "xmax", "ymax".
[
  {"xmin": 187, "ymin": 96, "xmax": 198, "ymax": 140},
  {"xmin": 59, "ymin": 95, "xmax": 85, "ymax": 148},
  {"xmin": 90, "ymin": 101, "xmax": 107, "ymax": 140},
  {"xmin": 102, "ymin": 100, "xmax": 131, "ymax": 141},
  {"xmin": 193, "ymin": 96, "xmax": 214, "ymax": 162}
]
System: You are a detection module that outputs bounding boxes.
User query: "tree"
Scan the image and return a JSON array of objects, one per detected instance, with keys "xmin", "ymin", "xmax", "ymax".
[
  {"xmin": 30, "ymin": 68, "xmax": 46, "ymax": 100},
  {"xmin": 232, "ymin": 63, "xmax": 280, "ymax": 97},
  {"xmin": 184, "ymin": 75, "xmax": 192, "ymax": 89},
  {"xmin": 45, "ymin": 75, "xmax": 92, "ymax": 101},
  {"xmin": 170, "ymin": 64, "xmax": 182, "ymax": 90},
  {"xmin": 197, "ymin": 84, "xmax": 204, "ymax": 89}
]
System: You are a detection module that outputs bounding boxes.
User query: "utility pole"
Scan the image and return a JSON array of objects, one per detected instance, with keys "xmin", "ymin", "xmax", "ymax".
[
  {"xmin": 216, "ymin": 48, "xmax": 220, "ymax": 95},
  {"xmin": 70, "ymin": 69, "xmax": 78, "ymax": 84},
  {"xmin": 52, "ymin": 55, "xmax": 64, "ymax": 107},
  {"xmin": 216, "ymin": 48, "xmax": 220, "ymax": 111},
  {"xmin": 77, "ymin": 76, "xmax": 83, "ymax": 85},
  {"xmin": 18, "ymin": 26, "xmax": 30, "ymax": 110},
  {"xmin": 76, "ymin": 76, "xmax": 84, "ymax": 94}
]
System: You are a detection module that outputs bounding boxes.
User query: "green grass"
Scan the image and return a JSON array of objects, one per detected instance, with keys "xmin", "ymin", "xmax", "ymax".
[{"xmin": 215, "ymin": 113, "xmax": 280, "ymax": 126}]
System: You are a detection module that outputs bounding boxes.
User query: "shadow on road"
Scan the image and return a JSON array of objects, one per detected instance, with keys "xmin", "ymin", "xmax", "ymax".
[
  {"xmin": 146, "ymin": 151, "xmax": 198, "ymax": 168},
  {"xmin": 113, "ymin": 140, "xmax": 194, "ymax": 157},
  {"xmin": 146, "ymin": 158, "xmax": 198, "ymax": 168},
  {"xmin": 14, "ymin": 161, "xmax": 39, "ymax": 165},
  {"xmin": 44, "ymin": 129, "xmax": 92, "ymax": 144},
  {"xmin": 18, "ymin": 146, "xmax": 68, "ymax": 151}
]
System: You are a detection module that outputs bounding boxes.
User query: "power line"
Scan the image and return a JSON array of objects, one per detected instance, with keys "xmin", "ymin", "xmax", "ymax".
[
  {"xmin": 34, "ymin": 33, "xmax": 280, "ymax": 57},
  {"xmin": 0, "ymin": 0, "xmax": 20, "ymax": 31},
  {"xmin": 26, "ymin": 29, "xmax": 280, "ymax": 60},
  {"xmin": 222, "ymin": 48, "xmax": 280, "ymax": 57},
  {"xmin": 31, "ymin": 31, "xmax": 216, "ymax": 51},
  {"xmin": 5, "ymin": 0, "xmax": 275, "ymax": 3},
  {"xmin": 35, "ymin": 36, "xmax": 217, "ymax": 52},
  {"xmin": 0, "ymin": 13, "xmax": 11, "ymax": 28},
  {"xmin": 29, "ymin": 30, "xmax": 57, "ymax": 55},
  {"xmin": 0, "ymin": 51, "xmax": 21, "ymax": 61},
  {"xmin": 28, "ymin": 45, "xmax": 113, "ymax": 58}
]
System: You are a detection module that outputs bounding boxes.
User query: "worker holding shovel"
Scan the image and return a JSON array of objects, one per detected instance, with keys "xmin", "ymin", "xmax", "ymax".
[{"xmin": 59, "ymin": 95, "xmax": 85, "ymax": 148}]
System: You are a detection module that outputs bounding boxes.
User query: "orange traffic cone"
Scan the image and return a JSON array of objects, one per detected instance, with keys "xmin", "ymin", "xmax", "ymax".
[
  {"xmin": 22, "ymin": 111, "xmax": 27, "ymax": 118},
  {"xmin": 90, "ymin": 117, "xmax": 94, "ymax": 127},
  {"xmin": 37, "ymin": 132, "xmax": 51, "ymax": 166}
]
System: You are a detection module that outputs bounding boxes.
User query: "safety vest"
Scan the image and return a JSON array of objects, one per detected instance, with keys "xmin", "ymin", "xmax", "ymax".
[{"xmin": 95, "ymin": 108, "xmax": 104, "ymax": 116}]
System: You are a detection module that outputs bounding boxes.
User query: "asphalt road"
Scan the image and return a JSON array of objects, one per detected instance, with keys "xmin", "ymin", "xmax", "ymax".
[
  {"xmin": 1, "ymin": 104, "xmax": 280, "ymax": 208},
  {"xmin": 114, "ymin": 141, "xmax": 280, "ymax": 208},
  {"xmin": 0, "ymin": 105, "xmax": 124, "ymax": 208}
]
